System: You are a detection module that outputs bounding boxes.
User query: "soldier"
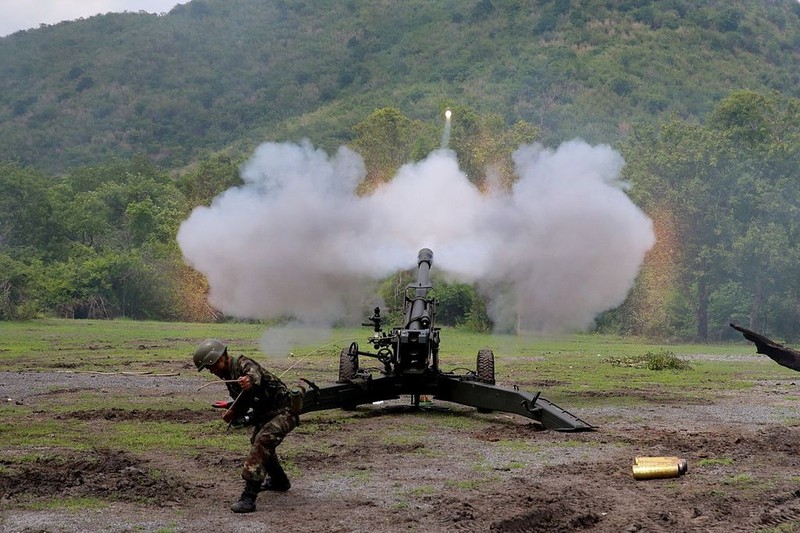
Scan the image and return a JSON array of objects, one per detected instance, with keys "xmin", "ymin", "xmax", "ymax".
[{"xmin": 194, "ymin": 339, "xmax": 304, "ymax": 513}]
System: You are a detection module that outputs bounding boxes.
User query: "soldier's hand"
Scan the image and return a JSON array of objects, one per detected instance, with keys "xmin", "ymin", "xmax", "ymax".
[
  {"xmin": 238, "ymin": 376, "xmax": 252, "ymax": 390},
  {"xmin": 222, "ymin": 409, "xmax": 234, "ymax": 423}
]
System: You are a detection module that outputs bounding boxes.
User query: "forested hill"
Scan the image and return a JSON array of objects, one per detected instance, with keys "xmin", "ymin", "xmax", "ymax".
[{"xmin": 1, "ymin": 0, "xmax": 799, "ymax": 173}]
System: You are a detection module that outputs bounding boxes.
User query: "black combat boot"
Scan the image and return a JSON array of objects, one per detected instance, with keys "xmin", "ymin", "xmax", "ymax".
[
  {"xmin": 261, "ymin": 461, "xmax": 291, "ymax": 492},
  {"xmin": 230, "ymin": 480, "xmax": 260, "ymax": 513}
]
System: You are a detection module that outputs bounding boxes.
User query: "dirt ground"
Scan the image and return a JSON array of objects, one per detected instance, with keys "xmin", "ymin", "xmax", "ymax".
[{"xmin": 2, "ymin": 356, "xmax": 800, "ymax": 532}]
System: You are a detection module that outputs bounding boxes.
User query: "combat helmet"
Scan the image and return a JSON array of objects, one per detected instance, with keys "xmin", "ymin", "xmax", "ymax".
[{"xmin": 194, "ymin": 339, "xmax": 227, "ymax": 371}]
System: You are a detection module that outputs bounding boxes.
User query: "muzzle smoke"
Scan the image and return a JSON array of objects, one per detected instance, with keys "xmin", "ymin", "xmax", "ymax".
[{"xmin": 177, "ymin": 138, "xmax": 655, "ymax": 348}]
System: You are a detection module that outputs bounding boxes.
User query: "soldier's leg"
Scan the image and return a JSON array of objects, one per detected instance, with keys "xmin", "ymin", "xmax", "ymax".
[
  {"xmin": 243, "ymin": 409, "xmax": 297, "ymax": 491},
  {"xmin": 230, "ymin": 424, "xmax": 271, "ymax": 513},
  {"xmin": 261, "ymin": 452, "xmax": 290, "ymax": 492}
]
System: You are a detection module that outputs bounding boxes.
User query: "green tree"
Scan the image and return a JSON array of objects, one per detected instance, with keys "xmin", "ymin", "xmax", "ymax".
[
  {"xmin": 621, "ymin": 120, "xmax": 737, "ymax": 339},
  {"xmin": 176, "ymin": 153, "xmax": 243, "ymax": 207},
  {"xmin": 41, "ymin": 246, "xmax": 179, "ymax": 319},
  {"xmin": 0, "ymin": 254, "xmax": 43, "ymax": 319},
  {"xmin": 434, "ymin": 281, "xmax": 475, "ymax": 327},
  {"xmin": 55, "ymin": 186, "xmax": 112, "ymax": 248},
  {"xmin": 449, "ymin": 106, "xmax": 540, "ymax": 188},
  {"xmin": 709, "ymin": 90, "xmax": 773, "ymax": 144},
  {"xmin": 350, "ymin": 107, "xmax": 434, "ymax": 191},
  {"xmin": 711, "ymin": 91, "xmax": 800, "ymax": 335},
  {"xmin": 0, "ymin": 161, "xmax": 61, "ymax": 256},
  {"xmin": 61, "ymin": 159, "xmax": 185, "ymax": 250},
  {"xmin": 623, "ymin": 90, "xmax": 800, "ymax": 340}
]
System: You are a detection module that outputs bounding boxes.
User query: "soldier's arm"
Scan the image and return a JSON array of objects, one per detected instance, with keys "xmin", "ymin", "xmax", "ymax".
[{"xmin": 237, "ymin": 357, "xmax": 263, "ymax": 389}]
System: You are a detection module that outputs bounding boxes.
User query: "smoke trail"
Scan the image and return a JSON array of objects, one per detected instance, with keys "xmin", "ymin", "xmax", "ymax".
[
  {"xmin": 441, "ymin": 109, "xmax": 452, "ymax": 149},
  {"xmin": 177, "ymin": 137, "xmax": 654, "ymax": 346}
]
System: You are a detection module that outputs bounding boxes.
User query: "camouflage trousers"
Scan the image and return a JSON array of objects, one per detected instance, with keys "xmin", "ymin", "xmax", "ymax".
[{"xmin": 241, "ymin": 406, "xmax": 298, "ymax": 482}]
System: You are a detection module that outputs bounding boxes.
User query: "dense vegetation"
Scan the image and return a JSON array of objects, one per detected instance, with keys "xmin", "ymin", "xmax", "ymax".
[
  {"xmin": 0, "ymin": 0, "xmax": 798, "ymax": 173},
  {"xmin": 613, "ymin": 90, "xmax": 800, "ymax": 341},
  {"xmin": 1, "ymin": 1, "xmax": 799, "ymax": 342}
]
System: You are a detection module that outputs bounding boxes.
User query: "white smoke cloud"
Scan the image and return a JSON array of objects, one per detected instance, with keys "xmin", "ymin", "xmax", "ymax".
[
  {"xmin": 479, "ymin": 140, "xmax": 655, "ymax": 331},
  {"xmin": 177, "ymin": 140, "xmax": 382, "ymax": 326},
  {"xmin": 257, "ymin": 324, "xmax": 333, "ymax": 359},
  {"xmin": 177, "ymin": 137, "xmax": 655, "ymax": 344}
]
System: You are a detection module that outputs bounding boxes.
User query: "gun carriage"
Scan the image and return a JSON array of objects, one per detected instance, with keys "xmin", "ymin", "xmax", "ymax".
[{"xmin": 300, "ymin": 248, "xmax": 593, "ymax": 431}]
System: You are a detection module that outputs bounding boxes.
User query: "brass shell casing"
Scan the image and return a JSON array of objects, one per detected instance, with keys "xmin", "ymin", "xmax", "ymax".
[
  {"xmin": 632, "ymin": 456, "xmax": 688, "ymax": 479},
  {"xmin": 634, "ymin": 456, "xmax": 688, "ymax": 475},
  {"xmin": 632, "ymin": 463, "xmax": 681, "ymax": 480},
  {"xmin": 634, "ymin": 456, "xmax": 680, "ymax": 464}
]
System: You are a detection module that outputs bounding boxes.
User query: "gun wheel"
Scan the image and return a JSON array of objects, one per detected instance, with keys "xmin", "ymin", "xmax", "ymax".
[
  {"xmin": 337, "ymin": 344, "xmax": 359, "ymax": 383},
  {"xmin": 476, "ymin": 348, "xmax": 496, "ymax": 413},
  {"xmin": 477, "ymin": 348, "xmax": 495, "ymax": 385}
]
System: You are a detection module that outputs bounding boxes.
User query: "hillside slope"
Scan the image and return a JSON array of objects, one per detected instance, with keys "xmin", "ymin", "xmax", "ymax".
[{"xmin": 0, "ymin": 0, "xmax": 798, "ymax": 173}]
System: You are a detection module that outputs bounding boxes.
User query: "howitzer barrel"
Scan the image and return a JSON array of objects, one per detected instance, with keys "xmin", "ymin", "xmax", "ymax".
[
  {"xmin": 406, "ymin": 248, "xmax": 434, "ymax": 330},
  {"xmin": 415, "ymin": 248, "xmax": 433, "ymax": 293}
]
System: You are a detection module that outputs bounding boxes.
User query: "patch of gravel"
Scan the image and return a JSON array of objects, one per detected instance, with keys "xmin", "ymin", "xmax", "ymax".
[
  {"xmin": 681, "ymin": 352, "xmax": 765, "ymax": 362},
  {"xmin": 0, "ymin": 371, "xmax": 203, "ymax": 403},
  {"xmin": 1, "ymin": 506, "xmax": 276, "ymax": 533}
]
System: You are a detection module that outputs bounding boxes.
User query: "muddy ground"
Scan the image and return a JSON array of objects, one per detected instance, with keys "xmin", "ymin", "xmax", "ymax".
[{"xmin": 2, "ymin": 357, "xmax": 800, "ymax": 532}]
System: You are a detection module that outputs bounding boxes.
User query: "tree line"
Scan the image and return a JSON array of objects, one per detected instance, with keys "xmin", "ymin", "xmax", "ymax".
[
  {"xmin": 1, "ymin": 90, "xmax": 798, "ymax": 341},
  {"xmin": 613, "ymin": 90, "xmax": 800, "ymax": 341}
]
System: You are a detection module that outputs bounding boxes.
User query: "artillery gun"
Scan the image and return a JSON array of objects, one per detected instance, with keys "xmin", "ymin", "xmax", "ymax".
[{"xmin": 300, "ymin": 248, "xmax": 594, "ymax": 431}]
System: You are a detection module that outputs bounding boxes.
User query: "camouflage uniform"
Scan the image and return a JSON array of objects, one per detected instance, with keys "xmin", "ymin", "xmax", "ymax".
[{"xmin": 223, "ymin": 354, "xmax": 300, "ymax": 483}]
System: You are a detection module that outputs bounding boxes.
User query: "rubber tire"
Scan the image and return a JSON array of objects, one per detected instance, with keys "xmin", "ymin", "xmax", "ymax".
[
  {"xmin": 477, "ymin": 348, "xmax": 495, "ymax": 385},
  {"xmin": 337, "ymin": 346, "xmax": 359, "ymax": 383},
  {"xmin": 476, "ymin": 348, "xmax": 495, "ymax": 414},
  {"xmin": 337, "ymin": 345, "xmax": 360, "ymax": 411}
]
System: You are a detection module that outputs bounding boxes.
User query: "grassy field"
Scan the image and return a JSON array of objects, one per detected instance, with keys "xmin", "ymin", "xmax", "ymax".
[
  {"xmin": 0, "ymin": 318, "xmax": 792, "ymax": 456},
  {"xmin": 1, "ymin": 317, "xmax": 789, "ymax": 402},
  {"xmin": 4, "ymin": 318, "xmax": 800, "ymax": 532}
]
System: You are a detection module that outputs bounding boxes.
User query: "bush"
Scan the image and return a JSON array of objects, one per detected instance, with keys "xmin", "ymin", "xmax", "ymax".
[
  {"xmin": 645, "ymin": 350, "xmax": 692, "ymax": 371},
  {"xmin": 434, "ymin": 282, "xmax": 475, "ymax": 327},
  {"xmin": 0, "ymin": 255, "xmax": 44, "ymax": 320},
  {"xmin": 605, "ymin": 350, "xmax": 692, "ymax": 371}
]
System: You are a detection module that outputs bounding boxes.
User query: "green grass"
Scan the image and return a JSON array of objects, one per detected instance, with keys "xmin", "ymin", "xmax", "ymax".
[
  {"xmin": 344, "ymin": 469, "xmax": 371, "ymax": 483},
  {"xmin": 759, "ymin": 523, "xmax": 800, "ymax": 533},
  {"xmin": 107, "ymin": 421, "xmax": 244, "ymax": 452},
  {"xmin": 722, "ymin": 473, "xmax": 757, "ymax": 487},
  {"xmin": 1, "ymin": 419, "xmax": 95, "ymax": 450},
  {"xmin": 446, "ymin": 479, "xmax": 484, "ymax": 490},
  {"xmin": 0, "ymin": 318, "xmax": 782, "ymax": 382},
  {"xmin": 0, "ymin": 317, "xmax": 791, "ymax": 461},
  {"xmin": 153, "ymin": 527, "xmax": 179, "ymax": 533},
  {"xmin": 0, "ymin": 418, "xmax": 243, "ymax": 453},
  {"xmin": 25, "ymin": 496, "xmax": 109, "ymax": 511},
  {"xmin": 697, "ymin": 458, "xmax": 735, "ymax": 467},
  {"xmin": 0, "ymin": 318, "xmax": 279, "ymax": 370},
  {"xmin": 406, "ymin": 485, "xmax": 437, "ymax": 497}
]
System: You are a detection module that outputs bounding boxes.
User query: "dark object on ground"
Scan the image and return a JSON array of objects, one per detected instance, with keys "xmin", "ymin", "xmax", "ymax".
[{"xmin": 730, "ymin": 323, "xmax": 800, "ymax": 372}]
